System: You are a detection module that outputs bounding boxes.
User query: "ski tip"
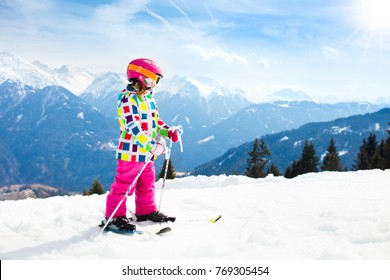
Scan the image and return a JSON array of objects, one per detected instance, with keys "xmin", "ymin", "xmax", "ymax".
[
  {"xmin": 208, "ymin": 215, "xmax": 222, "ymax": 223},
  {"xmin": 156, "ymin": 227, "xmax": 171, "ymax": 235}
]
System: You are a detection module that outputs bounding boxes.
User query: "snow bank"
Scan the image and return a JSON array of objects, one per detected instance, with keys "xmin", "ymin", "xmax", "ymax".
[{"xmin": 1, "ymin": 170, "xmax": 390, "ymax": 260}]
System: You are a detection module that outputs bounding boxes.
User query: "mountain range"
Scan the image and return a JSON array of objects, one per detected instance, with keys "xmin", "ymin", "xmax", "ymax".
[
  {"xmin": 0, "ymin": 52, "xmax": 98, "ymax": 94},
  {"xmin": 193, "ymin": 108, "xmax": 390, "ymax": 176},
  {"xmin": 0, "ymin": 80, "xmax": 117, "ymax": 191},
  {"xmin": 1, "ymin": 51, "xmax": 389, "ymax": 192}
]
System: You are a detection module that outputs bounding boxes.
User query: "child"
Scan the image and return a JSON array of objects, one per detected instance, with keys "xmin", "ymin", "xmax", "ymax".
[{"xmin": 103, "ymin": 58, "xmax": 180, "ymax": 231}]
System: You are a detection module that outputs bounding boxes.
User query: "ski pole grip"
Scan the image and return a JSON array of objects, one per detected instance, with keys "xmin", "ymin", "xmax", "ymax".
[{"xmin": 171, "ymin": 125, "xmax": 184, "ymax": 152}]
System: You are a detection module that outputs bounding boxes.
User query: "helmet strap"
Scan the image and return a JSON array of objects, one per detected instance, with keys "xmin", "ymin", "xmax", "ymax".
[{"xmin": 128, "ymin": 64, "xmax": 159, "ymax": 83}]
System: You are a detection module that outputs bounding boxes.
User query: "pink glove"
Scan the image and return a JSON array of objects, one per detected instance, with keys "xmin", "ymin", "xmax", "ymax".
[
  {"xmin": 168, "ymin": 129, "xmax": 179, "ymax": 143},
  {"xmin": 151, "ymin": 142, "xmax": 165, "ymax": 156}
]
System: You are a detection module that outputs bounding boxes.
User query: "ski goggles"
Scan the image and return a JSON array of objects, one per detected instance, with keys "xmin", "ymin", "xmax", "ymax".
[
  {"xmin": 144, "ymin": 76, "xmax": 160, "ymax": 90},
  {"xmin": 128, "ymin": 64, "xmax": 161, "ymax": 89}
]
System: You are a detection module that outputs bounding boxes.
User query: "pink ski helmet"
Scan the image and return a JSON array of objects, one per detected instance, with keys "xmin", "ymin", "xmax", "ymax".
[{"xmin": 127, "ymin": 58, "xmax": 163, "ymax": 90}]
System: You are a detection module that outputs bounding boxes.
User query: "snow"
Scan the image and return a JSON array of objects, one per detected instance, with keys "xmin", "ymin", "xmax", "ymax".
[
  {"xmin": 53, "ymin": 65, "xmax": 99, "ymax": 95},
  {"xmin": 157, "ymin": 75, "xmax": 246, "ymax": 102},
  {"xmin": 186, "ymin": 77, "xmax": 215, "ymax": 99},
  {"xmin": 198, "ymin": 135, "xmax": 214, "ymax": 144},
  {"xmin": 279, "ymin": 136, "xmax": 289, "ymax": 142},
  {"xmin": 276, "ymin": 103, "xmax": 290, "ymax": 108},
  {"xmin": 77, "ymin": 112, "xmax": 85, "ymax": 120},
  {"xmin": 267, "ymin": 88, "xmax": 313, "ymax": 102},
  {"xmin": 294, "ymin": 140, "xmax": 302, "ymax": 147},
  {"xmin": 0, "ymin": 52, "xmax": 99, "ymax": 94},
  {"xmin": 0, "ymin": 52, "xmax": 58, "ymax": 89},
  {"xmin": 328, "ymin": 126, "xmax": 352, "ymax": 134},
  {"xmin": 1, "ymin": 169, "xmax": 390, "ymax": 261},
  {"xmin": 99, "ymin": 141, "xmax": 116, "ymax": 151},
  {"xmin": 83, "ymin": 72, "xmax": 127, "ymax": 98},
  {"xmin": 339, "ymin": 150, "xmax": 349, "ymax": 156},
  {"xmin": 15, "ymin": 114, "xmax": 23, "ymax": 122}
]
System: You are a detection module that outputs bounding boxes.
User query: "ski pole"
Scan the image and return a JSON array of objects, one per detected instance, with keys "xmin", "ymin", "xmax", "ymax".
[
  {"xmin": 158, "ymin": 139, "xmax": 173, "ymax": 211},
  {"xmin": 100, "ymin": 155, "xmax": 153, "ymax": 234},
  {"xmin": 158, "ymin": 126, "xmax": 184, "ymax": 211}
]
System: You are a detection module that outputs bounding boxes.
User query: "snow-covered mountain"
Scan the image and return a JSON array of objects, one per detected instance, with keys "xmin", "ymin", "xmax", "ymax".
[
  {"xmin": 80, "ymin": 72, "xmax": 127, "ymax": 117},
  {"xmin": 49, "ymin": 65, "xmax": 99, "ymax": 94},
  {"xmin": 192, "ymin": 101, "xmax": 388, "ymax": 164},
  {"xmin": 0, "ymin": 80, "xmax": 118, "ymax": 190},
  {"xmin": 0, "ymin": 80, "xmax": 36, "ymax": 118},
  {"xmin": 267, "ymin": 88, "xmax": 313, "ymax": 102},
  {"xmin": 158, "ymin": 75, "xmax": 247, "ymax": 101},
  {"xmin": 0, "ymin": 52, "xmax": 58, "ymax": 89},
  {"xmin": 155, "ymin": 75, "xmax": 251, "ymax": 126},
  {"xmin": 193, "ymin": 108, "xmax": 390, "ymax": 175},
  {"xmin": 0, "ymin": 52, "xmax": 98, "ymax": 94}
]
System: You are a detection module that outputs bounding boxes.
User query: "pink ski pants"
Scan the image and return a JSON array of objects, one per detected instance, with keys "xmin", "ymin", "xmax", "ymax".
[{"xmin": 105, "ymin": 160, "xmax": 157, "ymax": 218}]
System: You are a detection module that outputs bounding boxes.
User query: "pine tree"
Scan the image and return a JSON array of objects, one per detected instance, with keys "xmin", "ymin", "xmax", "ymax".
[
  {"xmin": 85, "ymin": 179, "xmax": 105, "ymax": 195},
  {"xmin": 366, "ymin": 133, "xmax": 378, "ymax": 159},
  {"xmin": 284, "ymin": 160, "xmax": 299, "ymax": 178},
  {"xmin": 284, "ymin": 165, "xmax": 292, "ymax": 179},
  {"xmin": 354, "ymin": 134, "xmax": 378, "ymax": 170},
  {"xmin": 382, "ymin": 124, "xmax": 390, "ymax": 169},
  {"xmin": 374, "ymin": 123, "xmax": 390, "ymax": 170},
  {"xmin": 299, "ymin": 140, "xmax": 319, "ymax": 174},
  {"xmin": 354, "ymin": 143, "xmax": 370, "ymax": 170},
  {"xmin": 267, "ymin": 163, "xmax": 281, "ymax": 176},
  {"xmin": 321, "ymin": 137, "xmax": 342, "ymax": 171},
  {"xmin": 245, "ymin": 138, "xmax": 271, "ymax": 178},
  {"xmin": 372, "ymin": 140, "xmax": 385, "ymax": 169},
  {"xmin": 284, "ymin": 140, "xmax": 319, "ymax": 178},
  {"xmin": 159, "ymin": 159, "xmax": 176, "ymax": 180}
]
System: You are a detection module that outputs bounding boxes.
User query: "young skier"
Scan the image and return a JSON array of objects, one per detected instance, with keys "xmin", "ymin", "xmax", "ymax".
[{"xmin": 103, "ymin": 58, "xmax": 180, "ymax": 231}]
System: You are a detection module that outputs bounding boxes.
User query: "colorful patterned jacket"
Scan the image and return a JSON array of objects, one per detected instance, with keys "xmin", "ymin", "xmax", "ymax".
[{"xmin": 116, "ymin": 84, "xmax": 170, "ymax": 162}]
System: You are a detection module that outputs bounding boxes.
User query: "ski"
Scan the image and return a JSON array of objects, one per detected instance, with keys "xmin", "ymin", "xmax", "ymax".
[
  {"xmin": 186, "ymin": 214, "xmax": 222, "ymax": 223},
  {"xmin": 155, "ymin": 226, "xmax": 172, "ymax": 235},
  {"xmin": 99, "ymin": 214, "xmax": 219, "ymax": 236},
  {"xmin": 102, "ymin": 227, "xmax": 144, "ymax": 235},
  {"xmin": 208, "ymin": 214, "xmax": 222, "ymax": 223},
  {"xmin": 99, "ymin": 221, "xmax": 171, "ymax": 236}
]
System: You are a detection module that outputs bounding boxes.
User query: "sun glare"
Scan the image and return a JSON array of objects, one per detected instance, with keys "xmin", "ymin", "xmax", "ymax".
[
  {"xmin": 352, "ymin": 0, "xmax": 390, "ymax": 34},
  {"xmin": 346, "ymin": 0, "xmax": 390, "ymax": 49}
]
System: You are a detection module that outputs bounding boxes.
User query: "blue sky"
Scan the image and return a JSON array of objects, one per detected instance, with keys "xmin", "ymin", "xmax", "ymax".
[{"xmin": 1, "ymin": 0, "xmax": 390, "ymax": 102}]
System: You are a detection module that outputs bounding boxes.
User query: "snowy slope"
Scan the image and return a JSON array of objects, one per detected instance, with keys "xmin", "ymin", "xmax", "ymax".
[{"xmin": 1, "ymin": 170, "xmax": 390, "ymax": 260}]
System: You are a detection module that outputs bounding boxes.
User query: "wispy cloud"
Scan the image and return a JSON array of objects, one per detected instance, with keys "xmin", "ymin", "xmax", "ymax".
[
  {"xmin": 185, "ymin": 43, "xmax": 248, "ymax": 65},
  {"xmin": 322, "ymin": 46, "xmax": 341, "ymax": 59},
  {"xmin": 168, "ymin": 0, "xmax": 198, "ymax": 32},
  {"xmin": 204, "ymin": 2, "xmax": 219, "ymax": 33}
]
